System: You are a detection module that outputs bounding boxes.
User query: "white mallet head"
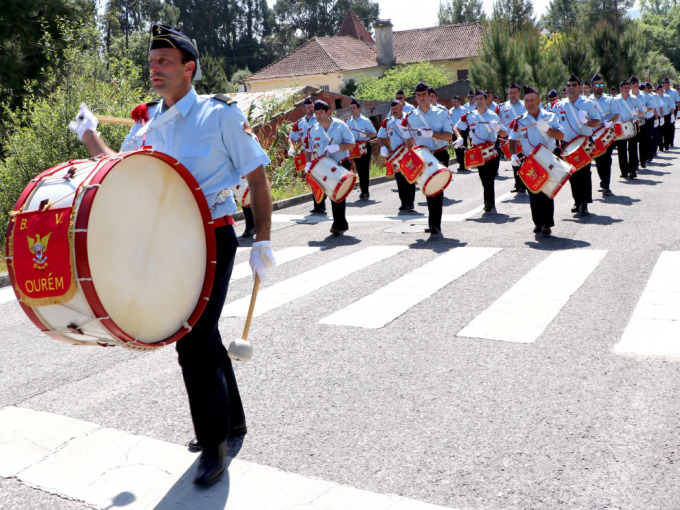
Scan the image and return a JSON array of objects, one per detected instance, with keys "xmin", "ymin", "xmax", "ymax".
[{"xmin": 228, "ymin": 339, "xmax": 253, "ymax": 362}]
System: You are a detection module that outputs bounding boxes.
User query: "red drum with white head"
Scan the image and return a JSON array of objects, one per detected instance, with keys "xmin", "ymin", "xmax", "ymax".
[
  {"xmin": 308, "ymin": 156, "xmax": 357, "ymax": 202},
  {"xmin": 519, "ymin": 144, "xmax": 576, "ymax": 199},
  {"xmin": 614, "ymin": 120, "xmax": 637, "ymax": 140},
  {"xmin": 408, "ymin": 146, "xmax": 453, "ymax": 197},
  {"xmin": 590, "ymin": 126, "xmax": 616, "ymax": 158},
  {"xmin": 562, "ymin": 136, "xmax": 592, "ymax": 170}
]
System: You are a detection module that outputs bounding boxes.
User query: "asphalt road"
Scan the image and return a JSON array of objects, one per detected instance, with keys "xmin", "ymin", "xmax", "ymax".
[{"xmin": 2, "ymin": 144, "xmax": 680, "ymax": 509}]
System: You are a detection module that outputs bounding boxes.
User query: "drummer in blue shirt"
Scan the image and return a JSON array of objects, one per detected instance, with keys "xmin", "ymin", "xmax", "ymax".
[
  {"xmin": 305, "ymin": 100, "xmax": 356, "ymax": 236},
  {"xmin": 402, "ymin": 82, "xmax": 453, "ymax": 236},
  {"xmin": 449, "ymin": 95, "xmax": 469, "ymax": 172}
]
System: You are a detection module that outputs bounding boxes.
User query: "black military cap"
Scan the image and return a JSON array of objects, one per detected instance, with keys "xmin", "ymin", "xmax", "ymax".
[
  {"xmin": 475, "ymin": 88, "xmax": 487, "ymax": 98},
  {"xmin": 414, "ymin": 82, "xmax": 429, "ymax": 92},
  {"xmin": 548, "ymin": 89, "xmax": 558, "ymax": 98},
  {"xmin": 302, "ymin": 97, "xmax": 313, "ymax": 105},
  {"xmin": 452, "ymin": 94, "xmax": 460, "ymax": 100},
  {"xmin": 150, "ymin": 24, "xmax": 199, "ymax": 60},
  {"xmin": 485, "ymin": 88, "xmax": 494, "ymax": 94},
  {"xmin": 591, "ymin": 73, "xmax": 602, "ymax": 82},
  {"xmin": 523, "ymin": 85, "xmax": 539, "ymax": 96},
  {"xmin": 396, "ymin": 89, "xmax": 405, "ymax": 95},
  {"xmin": 508, "ymin": 81, "xmax": 521, "ymax": 90},
  {"xmin": 663, "ymin": 77, "xmax": 671, "ymax": 83},
  {"xmin": 313, "ymin": 100, "xmax": 329, "ymax": 111},
  {"xmin": 467, "ymin": 90, "xmax": 474, "ymax": 97},
  {"xmin": 645, "ymin": 82, "xmax": 653, "ymax": 88},
  {"xmin": 428, "ymin": 87, "xmax": 438, "ymax": 96},
  {"xmin": 656, "ymin": 84, "xmax": 664, "ymax": 90},
  {"xmin": 620, "ymin": 80, "xmax": 630, "ymax": 87},
  {"xmin": 561, "ymin": 87, "xmax": 567, "ymax": 92},
  {"xmin": 567, "ymin": 73, "xmax": 581, "ymax": 84},
  {"xmin": 350, "ymin": 98, "xmax": 361, "ymax": 107},
  {"xmin": 630, "ymin": 76, "xmax": 639, "ymax": 84},
  {"xmin": 390, "ymin": 99, "xmax": 400, "ymax": 106}
]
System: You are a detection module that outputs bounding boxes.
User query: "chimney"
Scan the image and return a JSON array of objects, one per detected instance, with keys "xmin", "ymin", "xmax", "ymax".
[{"xmin": 373, "ymin": 19, "xmax": 395, "ymax": 67}]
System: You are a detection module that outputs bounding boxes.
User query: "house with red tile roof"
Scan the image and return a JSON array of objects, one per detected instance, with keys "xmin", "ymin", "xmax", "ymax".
[{"xmin": 244, "ymin": 11, "xmax": 483, "ymax": 94}]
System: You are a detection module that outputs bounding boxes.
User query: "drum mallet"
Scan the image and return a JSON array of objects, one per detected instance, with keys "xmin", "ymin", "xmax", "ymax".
[
  {"xmin": 95, "ymin": 115, "xmax": 135, "ymax": 126},
  {"xmin": 227, "ymin": 276, "xmax": 260, "ymax": 362}
]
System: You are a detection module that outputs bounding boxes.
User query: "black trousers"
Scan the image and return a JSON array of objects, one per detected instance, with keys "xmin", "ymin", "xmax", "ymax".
[
  {"xmin": 629, "ymin": 126, "xmax": 640, "ymax": 170},
  {"xmin": 569, "ymin": 162, "xmax": 592, "ymax": 206},
  {"xmin": 454, "ymin": 131, "xmax": 468, "ymax": 170},
  {"xmin": 638, "ymin": 121, "xmax": 651, "ymax": 164},
  {"xmin": 478, "ymin": 156, "xmax": 500, "ymax": 207},
  {"xmin": 176, "ymin": 225, "xmax": 244, "ymax": 448},
  {"xmin": 330, "ymin": 159, "xmax": 352, "ymax": 231},
  {"xmin": 594, "ymin": 144, "xmax": 614, "ymax": 189},
  {"xmin": 395, "ymin": 171, "xmax": 416, "ymax": 208},
  {"xmin": 650, "ymin": 122, "xmax": 658, "ymax": 156},
  {"xmin": 663, "ymin": 114, "xmax": 673, "ymax": 150},
  {"xmin": 312, "ymin": 195, "xmax": 327, "ymax": 212},
  {"xmin": 354, "ymin": 145, "xmax": 372, "ymax": 195},
  {"xmin": 616, "ymin": 138, "xmax": 637, "ymax": 177},
  {"xmin": 529, "ymin": 190, "xmax": 554, "ymax": 228},
  {"xmin": 243, "ymin": 206, "xmax": 255, "ymax": 232},
  {"xmin": 671, "ymin": 114, "xmax": 676, "ymax": 146},
  {"xmin": 426, "ymin": 150, "xmax": 450, "ymax": 229}
]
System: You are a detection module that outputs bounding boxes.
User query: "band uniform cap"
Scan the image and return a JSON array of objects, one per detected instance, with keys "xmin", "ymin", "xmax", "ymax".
[
  {"xmin": 548, "ymin": 89, "xmax": 558, "ymax": 98},
  {"xmin": 150, "ymin": 24, "xmax": 199, "ymax": 60},
  {"xmin": 620, "ymin": 80, "xmax": 630, "ymax": 87},
  {"xmin": 474, "ymin": 88, "xmax": 487, "ymax": 98},
  {"xmin": 508, "ymin": 81, "xmax": 521, "ymax": 90},
  {"xmin": 428, "ymin": 87, "xmax": 437, "ymax": 96},
  {"xmin": 561, "ymin": 87, "xmax": 567, "ymax": 92},
  {"xmin": 630, "ymin": 76, "xmax": 639, "ymax": 84},
  {"xmin": 591, "ymin": 73, "xmax": 602, "ymax": 82},
  {"xmin": 414, "ymin": 82, "xmax": 429, "ymax": 93},
  {"xmin": 396, "ymin": 89, "xmax": 405, "ymax": 95},
  {"xmin": 657, "ymin": 84, "xmax": 664, "ymax": 90},
  {"xmin": 390, "ymin": 99, "xmax": 401, "ymax": 106},
  {"xmin": 645, "ymin": 82, "xmax": 653, "ymax": 88},
  {"xmin": 663, "ymin": 77, "xmax": 671, "ymax": 83},
  {"xmin": 302, "ymin": 97, "xmax": 313, "ymax": 105},
  {"xmin": 523, "ymin": 85, "xmax": 539, "ymax": 96},
  {"xmin": 452, "ymin": 94, "xmax": 460, "ymax": 100},
  {"xmin": 485, "ymin": 88, "xmax": 494, "ymax": 94},
  {"xmin": 350, "ymin": 98, "xmax": 361, "ymax": 107},
  {"xmin": 567, "ymin": 73, "xmax": 581, "ymax": 84},
  {"xmin": 313, "ymin": 100, "xmax": 329, "ymax": 111}
]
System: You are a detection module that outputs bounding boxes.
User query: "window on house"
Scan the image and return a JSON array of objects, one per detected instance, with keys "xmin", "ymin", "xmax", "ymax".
[
  {"xmin": 335, "ymin": 99, "xmax": 343, "ymax": 109},
  {"xmin": 320, "ymin": 85, "xmax": 330, "ymax": 91},
  {"xmin": 457, "ymin": 69, "xmax": 469, "ymax": 81}
]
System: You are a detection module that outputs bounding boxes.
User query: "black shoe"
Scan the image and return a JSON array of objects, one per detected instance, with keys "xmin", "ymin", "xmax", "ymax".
[
  {"xmin": 641, "ymin": 162, "xmax": 646, "ymax": 168},
  {"xmin": 330, "ymin": 227, "xmax": 347, "ymax": 236},
  {"xmin": 533, "ymin": 226, "xmax": 541, "ymax": 233},
  {"xmin": 517, "ymin": 188, "xmax": 526, "ymax": 194},
  {"xmin": 571, "ymin": 204, "xmax": 580, "ymax": 213},
  {"xmin": 194, "ymin": 441, "xmax": 227, "ymax": 486},
  {"xmin": 510, "ymin": 187, "xmax": 519, "ymax": 193},
  {"xmin": 426, "ymin": 227, "xmax": 441, "ymax": 235},
  {"xmin": 241, "ymin": 228, "xmax": 255, "ymax": 238},
  {"xmin": 598, "ymin": 187, "xmax": 604, "ymax": 192},
  {"xmin": 398, "ymin": 204, "xmax": 407, "ymax": 211},
  {"xmin": 188, "ymin": 424, "xmax": 247, "ymax": 452},
  {"xmin": 310, "ymin": 208, "xmax": 327, "ymax": 214},
  {"xmin": 631, "ymin": 171, "xmax": 637, "ymax": 178},
  {"xmin": 541, "ymin": 226, "xmax": 551, "ymax": 236},
  {"xmin": 580, "ymin": 206, "xmax": 590, "ymax": 216},
  {"xmin": 407, "ymin": 204, "xmax": 415, "ymax": 211},
  {"xmin": 602, "ymin": 188, "xmax": 612, "ymax": 195}
]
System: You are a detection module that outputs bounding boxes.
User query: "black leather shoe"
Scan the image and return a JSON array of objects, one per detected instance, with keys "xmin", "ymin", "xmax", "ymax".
[
  {"xmin": 407, "ymin": 204, "xmax": 415, "ymax": 211},
  {"xmin": 580, "ymin": 206, "xmax": 590, "ymax": 216},
  {"xmin": 533, "ymin": 226, "xmax": 541, "ymax": 233},
  {"xmin": 241, "ymin": 228, "xmax": 255, "ymax": 238},
  {"xmin": 510, "ymin": 187, "xmax": 519, "ymax": 193},
  {"xmin": 194, "ymin": 441, "xmax": 227, "ymax": 486},
  {"xmin": 188, "ymin": 424, "xmax": 248, "ymax": 452},
  {"xmin": 571, "ymin": 204, "xmax": 580, "ymax": 213},
  {"xmin": 398, "ymin": 204, "xmax": 407, "ymax": 211},
  {"xmin": 541, "ymin": 226, "xmax": 551, "ymax": 236},
  {"xmin": 310, "ymin": 208, "xmax": 326, "ymax": 214}
]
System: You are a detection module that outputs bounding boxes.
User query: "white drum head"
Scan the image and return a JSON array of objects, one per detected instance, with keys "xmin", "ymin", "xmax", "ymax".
[{"xmin": 85, "ymin": 154, "xmax": 207, "ymax": 343}]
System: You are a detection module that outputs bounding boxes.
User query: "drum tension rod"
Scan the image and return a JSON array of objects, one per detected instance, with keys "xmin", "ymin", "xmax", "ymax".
[
  {"xmin": 39, "ymin": 199, "xmax": 52, "ymax": 211},
  {"xmin": 63, "ymin": 166, "xmax": 77, "ymax": 180},
  {"xmin": 67, "ymin": 323, "xmax": 85, "ymax": 335}
]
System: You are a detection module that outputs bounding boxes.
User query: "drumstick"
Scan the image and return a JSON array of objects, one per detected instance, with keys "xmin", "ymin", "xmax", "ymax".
[
  {"xmin": 227, "ymin": 276, "xmax": 260, "ymax": 362},
  {"xmin": 95, "ymin": 115, "xmax": 135, "ymax": 126}
]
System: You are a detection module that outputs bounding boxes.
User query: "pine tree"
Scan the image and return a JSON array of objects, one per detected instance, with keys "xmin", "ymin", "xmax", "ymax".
[
  {"xmin": 437, "ymin": 0, "xmax": 486, "ymax": 25},
  {"xmin": 540, "ymin": 0, "xmax": 578, "ymax": 33}
]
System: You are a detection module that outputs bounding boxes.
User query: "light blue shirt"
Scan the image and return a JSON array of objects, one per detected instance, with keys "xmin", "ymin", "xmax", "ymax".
[
  {"xmin": 555, "ymin": 96, "xmax": 601, "ymax": 141},
  {"xmin": 377, "ymin": 115, "xmax": 409, "ymax": 152},
  {"xmin": 632, "ymin": 90, "xmax": 653, "ymax": 119},
  {"xmin": 668, "ymin": 87, "xmax": 680, "ymax": 106},
  {"xmin": 613, "ymin": 95, "xmax": 643, "ymax": 122},
  {"xmin": 403, "ymin": 103, "xmax": 416, "ymax": 114},
  {"xmin": 345, "ymin": 114, "xmax": 376, "ymax": 142},
  {"xmin": 121, "ymin": 88, "xmax": 270, "ymax": 219},
  {"xmin": 289, "ymin": 115, "xmax": 317, "ymax": 151},
  {"xmin": 648, "ymin": 93, "xmax": 665, "ymax": 117},
  {"xmin": 403, "ymin": 106, "xmax": 453, "ymax": 151},
  {"xmin": 660, "ymin": 91, "xmax": 675, "ymax": 114},
  {"xmin": 590, "ymin": 94, "xmax": 615, "ymax": 122},
  {"xmin": 448, "ymin": 105, "xmax": 468, "ymax": 131},
  {"xmin": 308, "ymin": 117, "xmax": 355, "ymax": 163},
  {"xmin": 508, "ymin": 109, "xmax": 564, "ymax": 155},
  {"xmin": 496, "ymin": 100, "xmax": 526, "ymax": 130},
  {"xmin": 456, "ymin": 108, "xmax": 501, "ymax": 146}
]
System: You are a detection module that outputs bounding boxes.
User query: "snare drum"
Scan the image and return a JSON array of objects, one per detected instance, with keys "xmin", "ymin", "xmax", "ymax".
[
  {"xmin": 614, "ymin": 120, "xmax": 637, "ymax": 140},
  {"xmin": 562, "ymin": 136, "xmax": 592, "ymax": 170},
  {"xmin": 465, "ymin": 141, "xmax": 498, "ymax": 168},
  {"xmin": 5, "ymin": 149, "xmax": 216, "ymax": 350},
  {"xmin": 230, "ymin": 174, "xmax": 250, "ymax": 207},
  {"xmin": 403, "ymin": 146, "xmax": 452, "ymax": 196},
  {"xmin": 385, "ymin": 144, "xmax": 409, "ymax": 178},
  {"xmin": 589, "ymin": 126, "xmax": 616, "ymax": 159},
  {"xmin": 500, "ymin": 139, "xmax": 522, "ymax": 159},
  {"xmin": 349, "ymin": 140, "xmax": 368, "ymax": 159},
  {"xmin": 519, "ymin": 144, "xmax": 576, "ymax": 199},
  {"xmin": 308, "ymin": 156, "xmax": 357, "ymax": 202}
]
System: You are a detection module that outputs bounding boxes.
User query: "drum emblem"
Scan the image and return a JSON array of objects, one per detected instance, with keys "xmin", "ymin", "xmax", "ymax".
[{"xmin": 28, "ymin": 233, "xmax": 51, "ymax": 270}]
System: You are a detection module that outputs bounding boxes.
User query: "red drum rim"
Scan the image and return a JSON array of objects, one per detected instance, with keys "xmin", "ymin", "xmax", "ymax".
[
  {"xmin": 332, "ymin": 172, "xmax": 357, "ymax": 202},
  {"xmin": 421, "ymin": 168, "xmax": 452, "ymax": 197}
]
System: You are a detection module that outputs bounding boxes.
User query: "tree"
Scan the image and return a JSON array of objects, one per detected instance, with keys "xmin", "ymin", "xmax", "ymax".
[
  {"xmin": 540, "ymin": 0, "xmax": 578, "ymax": 33},
  {"xmin": 577, "ymin": 0, "xmax": 634, "ymax": 33},
  {"xmin": 638, "ymin": 4, "xmax": 680, "ymax": 72},
  {"xmin": 437, "ymin": 0, "xmax": 486, "ymax": 25},
  {"xmin": 589, "ymin": 21, "xmax": 619, "ymax": 86},
  {"xmin": 555, "ymin": 29, "xmax": 593, "ymax": 81},
  {"xmin": 520, "ymin": 30, "xmax": 566, "ymax": 99},
  {"xmin": 354, "ymin": 62, "xmax": 452, "ymax": 101},
  {"xmin": 469, "ymin": 20, "xmax": 527, "ymax": 101},
  {"xmin": 491, "ymin": 0, "xmax": 535, "ymax": 34}
]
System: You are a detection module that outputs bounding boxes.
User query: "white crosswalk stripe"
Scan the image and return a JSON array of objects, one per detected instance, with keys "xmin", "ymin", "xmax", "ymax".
[
  {"xmin": 230, "ymin": 246, "xmax": 320, "ymax": 281},
  {"xmin": 0, "ymin": 285, "xmax": 16, "ymax": 304},
  {"xmin": 458, "ymin": 250, "xmax": 607, "ymax": 343},
  {"xmin": 320, "ymin": 247, "xmax": 501, "ymax": 329},
  {"xmin": 614, "ymin": 251, "xmax": 680, "ymax": 359},
  {"xmin": 221, "ymin": 245, "xmax": 408, "ymax": 318}
]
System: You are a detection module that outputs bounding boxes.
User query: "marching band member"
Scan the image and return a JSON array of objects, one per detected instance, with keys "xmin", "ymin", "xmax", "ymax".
[
  {"xmin": 630, "ymin": 76, "xmax": 653, "ymax": 169},
  {"xmin": 485, "ymin": 88, "xmax": 499, "ymax": 111},
  {"xmin": 288, "ymin": 97, "xmax": 325, "ymax": 214},
  {"xmin": 467, "ymin": 90, "xmax": 476, "ymax": 110},
  {"xmin": 655, "ymin": 84, "xmax": 668, "ymax": 151},
  {"xmin": 646, "ymin": 82, "xmax": 663, "ymax": 159},
  {"xmin": 429, "ymin": 88, "xmax": 446, "ymax": 110},
  {"xmin": 395, "ymin": 89, "xmax": 416, "ymax": 114},
  {"xmin": 346, "ymin": 98, "xmax": 377, "ymax": 199},
  {"xmin": 508, "ymin": 85, "xmax": 565, "ymax": 236},
  {"xmin": 402, "ymin": 82, "xmax": 453, "ymax": 236},
  {"xmin": 378, "ymin": 99, "xmax": 416, "ymax": 211},
  {"xmin": 548, "ymin": 89, "xmax": 560, "ymax": 114},
  {"xmin": 305, "ymin": 100, "xmax": 355, "ymax": 236},
  {"xmin": 661, "ymin": 78, "xmax": 677, "ymax": 150},
  {"xmin": 455, "ymin": 88, "xmax": 504, "ymax": 213},
  {"xmin": 666, "ymin": 80, "xmax": 680, "ymax": 147},
  {"xmin": 556, "ymin": 73, "xmax": 601, "ymax": 216},
  {"xmin": 561, "ymin": 87, "xmax": 568, "ymax": 99},
  {"xmin": 582, "ymin": 81, "xmax": 592, "ymax": 97},
  {"xmin": 613, "ymin": 80, "xmax": 644, "ymax": 179},
  {"xmin": 497, "ymin": 81, "xmax": 527, "ymax": 193},
  {"xmin": 449, "ymin": 94, "xmax": 469, "ymax": 172},
  {"xmin": 590, "ymin": 73, "xmax": 619, "ymax": 195}
]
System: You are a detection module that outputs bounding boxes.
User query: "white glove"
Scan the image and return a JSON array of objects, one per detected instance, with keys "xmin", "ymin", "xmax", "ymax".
[
  {"xmin": 632, "ymin": 109, "xmax": 639, "ymax": 117},
  {"xmin": 660, "ymin": 117, "xmax": 665, "ymax": 126},
  {"xmin": 510, "ymin": 154, "xmax": 521, "ymax": 167},
  {"xmin": 604, "ymin": 120, "xmax": 613, "ymax": 129},
  {"xmin": 287, "ymin": 147, "xmax": 295, "ymax": 157},
  {"xmin": 380, "ymin": 146, "xmax": 389, "ymax": 157},
  {"xmin": 578, "ymin": 110, "xmax": 589, "ymax": 124},
  {"xmin": 453, "ymin": 137, "xmax": 464, "ymax": 148},
  {"xmin": 672, "ymin": 114, "xmax": 676, "ymax": 123},
  {"xmin": 418, "ymin": 129, "xmax": 433, "ymax": 138},
  {"xmin": 249, "ymin": 241, "xmax": 276, "ymax": 283},
  {"xmin": 305, "ymin": 161, "xmax": 312, "ymax": 171},
  {"xmin": 489, "ymin": 120, "xmax": 501, "ymax": 133},
  {"xmin": 68, "ymin": 103, "xmax": 98, "ymax": 141},
  {"xmin": 535, "ymin": 118, "xmax": 549, "ymax": 133},
  {"xmin": 325, "ymin": 144, "xmax": 340, "ymax": 154},
  {"xmin": 654, "ymin": 119, "xmax": 659, "ymax": 128}
]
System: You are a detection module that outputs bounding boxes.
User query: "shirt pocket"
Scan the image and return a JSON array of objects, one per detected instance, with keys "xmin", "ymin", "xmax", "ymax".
[{"xmin": 179, "ymin": 144, "xmax": 211, "ymax": 158}]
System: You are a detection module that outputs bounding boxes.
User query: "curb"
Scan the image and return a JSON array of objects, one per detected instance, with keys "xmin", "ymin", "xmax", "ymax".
[{"xmin": 0, "ymin": 175, "xmax": 394, "ymax": 288}]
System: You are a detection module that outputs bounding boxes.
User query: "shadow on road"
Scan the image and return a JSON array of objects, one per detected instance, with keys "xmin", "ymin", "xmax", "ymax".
[
  {"xmin": 465, "ymin": 213, "xmax": 522, "ymax": 224},
  {"xmin": 308, "ymin": 234, "xmax": 361, "ymax": 248},
  {"xmin": 408, "ymin": 237, "xmax": 467, "ymax": 252},
  {"xmin": 524, "ymin": 236, "xmax": 591, "ymax": 250},
  {"xmin": 595, "ymin": 194, "xmax": 641, "ymax": 206}
]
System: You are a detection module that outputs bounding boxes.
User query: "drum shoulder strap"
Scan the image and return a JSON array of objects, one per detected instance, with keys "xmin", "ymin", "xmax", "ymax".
[{"xmin": 213, "ymin": 94, "xmax": 237, "ymax": 106}]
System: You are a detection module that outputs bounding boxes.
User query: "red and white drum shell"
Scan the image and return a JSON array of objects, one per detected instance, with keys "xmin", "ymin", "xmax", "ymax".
[
  {"xmin": 590, "ymin": 126, "xmax": 616, "ymax": 158},
  {"xmin": 410, "ymin": 146, "xmax": 453, "ymax": 197},
  {"xmin": 614, "ymin": 120, "xmax": 638, "ymax": 140},
  {"xmin": 464, "ymin": 141, "xmax": 498, "ymax": 168},
  {"xmin": 5, "ymin": 149, "xmax": 216, "ymax": 350},
  {"xmin": 500, "ymin": 139, "xmax": 523, "ymax": 159},
  {"xmin": 308, "ymin": 156, "xmax": 357, "ymax": 202},
  {"xmin": 230, "ymin": 174, "xmax": 251, "ymax": 208},
  {"xmin": 349, "ymin": 140, "xmax": 368, "ymax": 159},
  {"xmin": 562, "ymin": 136, "xmax": 593, "ymax": 170},
  {"xmin": 386, "ymin": 144, "xmax": 409, "ymax": 175},
  {"xmin": 525, "ymin": 144, "xmax": 576, "ymax": 199}
]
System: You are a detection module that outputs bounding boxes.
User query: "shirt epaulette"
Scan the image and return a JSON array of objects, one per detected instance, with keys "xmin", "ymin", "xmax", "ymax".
[{"xmin": 212, "ymin": 94, "xmax": 237, "ymax": 106}]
